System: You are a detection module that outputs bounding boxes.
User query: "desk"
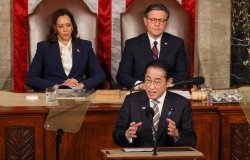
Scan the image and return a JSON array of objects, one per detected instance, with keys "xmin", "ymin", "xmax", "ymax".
[
  {"xmin": 0, "ymin": 91, "xmax": 248, "ymax": 160},
  {"xmin": 100, "ymin": 147, "xmax": 206, "ymax": 160}
]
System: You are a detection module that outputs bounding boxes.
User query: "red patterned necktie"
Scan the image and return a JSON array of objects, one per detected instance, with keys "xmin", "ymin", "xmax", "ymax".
[{"xmin": 152, "ymin": 41, "xmax": 159, "ymax": 59}]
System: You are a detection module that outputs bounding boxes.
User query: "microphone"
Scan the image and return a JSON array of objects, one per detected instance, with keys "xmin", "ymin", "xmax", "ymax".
[
  {"xmin": 169, "ymin": 76, "xmax": 204, "ymax": 87},
  {"xmin": 143, "ymin": 106, "xmax": 157, "ymax": 155},
  {"xmin": 145, "ymin": 106, "xmax": 154, "ymax": 118}
]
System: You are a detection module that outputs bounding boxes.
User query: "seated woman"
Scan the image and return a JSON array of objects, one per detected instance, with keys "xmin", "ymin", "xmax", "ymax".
[{"xmin": 27, "ymin": 8, "xmax": 105, "ymax": 91}]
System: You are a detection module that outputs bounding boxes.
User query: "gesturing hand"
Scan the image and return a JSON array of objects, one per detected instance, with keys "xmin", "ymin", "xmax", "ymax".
[
  {"xmin": 166, "ymin": 118, "xmax": 179, "ymax": 138},
  {"xmin": 125, "ymin": 122, "xmax": 142, "ymax": 139}
]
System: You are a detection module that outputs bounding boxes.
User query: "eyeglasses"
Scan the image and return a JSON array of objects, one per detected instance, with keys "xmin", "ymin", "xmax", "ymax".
[
  {"xmin": 146, "ymin": 17, "xmax": 167, "ymax": 25},
  {"xmin": 144, "ymin": 78, "xmax": 166, "ymax": 88}
]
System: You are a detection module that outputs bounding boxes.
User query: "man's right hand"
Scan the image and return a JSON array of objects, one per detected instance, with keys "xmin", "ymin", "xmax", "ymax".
[{"xmin": 125, "ymin": 122, "xmax": 142, "ymax": 139}]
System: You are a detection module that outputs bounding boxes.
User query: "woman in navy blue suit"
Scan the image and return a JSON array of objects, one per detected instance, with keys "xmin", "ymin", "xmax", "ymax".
[{"xmin": 27, "ymin": 8, "xmax": 105, "ymax": 90}]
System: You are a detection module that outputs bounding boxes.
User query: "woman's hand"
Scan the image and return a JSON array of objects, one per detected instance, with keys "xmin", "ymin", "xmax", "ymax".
[{"xmin": 63, "ymin": 78, "xmax": 85, "ymax": 89}]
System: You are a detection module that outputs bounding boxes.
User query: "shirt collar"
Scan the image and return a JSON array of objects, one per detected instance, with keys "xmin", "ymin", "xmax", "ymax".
[
  {"xmin": 147, "ymin": 33, "xmax": 162, "ymax": 47},
  {"xmin": 58, "ymin": 38, "xmax": 72, "ymax": 48},
  {"xmin": 150, "ymin": 91, "xmax": 167, "ymax": 104}
]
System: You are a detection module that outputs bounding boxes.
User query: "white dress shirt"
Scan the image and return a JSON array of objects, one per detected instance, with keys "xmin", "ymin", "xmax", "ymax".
[{"xmin": 59, "ymin": 39, "xmax": 72, "ymax": 76}]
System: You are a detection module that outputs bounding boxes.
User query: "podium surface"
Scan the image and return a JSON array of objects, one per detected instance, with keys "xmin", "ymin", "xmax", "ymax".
[{"xmin": 100, "ymin": 147, "xmax": 206, "ymax": 160}]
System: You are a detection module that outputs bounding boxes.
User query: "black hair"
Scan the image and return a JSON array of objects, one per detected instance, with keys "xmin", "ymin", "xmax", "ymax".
[
  {"xmin": 144, "ymin": 59, "xmax": 172, "ymax": 79},
  {"xmin": 144, "ymin": 3, "xmax": 170, "ymax": 20},
  {"xmin": 47, "ymin": 8, "xmax": 79, "ymax": 42}
]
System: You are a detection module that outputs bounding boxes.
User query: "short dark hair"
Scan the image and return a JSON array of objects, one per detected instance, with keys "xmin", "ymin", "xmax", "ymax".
[
  {"xmin": 144, "ymin": 59, "xmax": 172, "ymax": 79},
  {"xmin": 144, "ymin": 3, "xmax": 170, "ymax": 20},
  {"xmin": 47, "ymin": 8, "xmax": 79, "ymax": 42}
]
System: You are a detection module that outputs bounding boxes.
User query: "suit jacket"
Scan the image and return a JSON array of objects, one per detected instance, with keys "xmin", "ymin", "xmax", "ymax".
[
  {"xmin": 27, "ymin": 39, "xmax": 105, "ymax": 90},
  {"xmin": 116, "ymin": 32, "xmax": 189, "ymax": 89},
  {"xmin": 113, "ymin": 91, "xmax": 196, "ymax": 147}
]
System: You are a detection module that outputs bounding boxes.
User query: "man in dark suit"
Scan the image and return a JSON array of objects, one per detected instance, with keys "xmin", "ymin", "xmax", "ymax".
[
  {"xmin": 116, "ymin": 3, "xmax": 189, "ymax": 89},
  {"xmin": 27, "ymin": 8, "xmax": 105, "ymax": 90},
  {"xmin": 113, "ymin": 59, "xmax": 196, "ymax": 147}
]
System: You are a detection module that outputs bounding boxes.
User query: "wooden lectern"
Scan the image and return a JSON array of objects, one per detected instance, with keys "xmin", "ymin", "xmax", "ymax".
[{"xmin": 100, "ymin": 147, "xmax": 206, "ymax": 160}]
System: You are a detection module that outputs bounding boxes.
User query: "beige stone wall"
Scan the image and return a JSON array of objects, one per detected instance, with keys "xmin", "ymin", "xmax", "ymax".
[
  {"xmin": 195, "ymin": 0, "xmax": 231, "ymax": 88},
  {"xmin": 0, "ymin": 0, "xmax": 12, "ymax": 90},
  {"xmin": 0, "ymin": 0, "xmax": 231, "ymax": 90}
]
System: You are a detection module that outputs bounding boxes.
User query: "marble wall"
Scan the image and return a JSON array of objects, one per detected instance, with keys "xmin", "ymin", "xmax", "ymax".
[
  {"xmin": 0, "ymin": 0, "xmax": 235, "ymax": 90},
  {"xmin": 0, "ymin": 0, "xmax": 12, "ymax": 90},
  {"xmin": 231, "ymin": 0, "xmax": 250, "ymax": 86},
  {"xmin": 195, "ymin": 0, "xmax": 231, "ymax": 88}
]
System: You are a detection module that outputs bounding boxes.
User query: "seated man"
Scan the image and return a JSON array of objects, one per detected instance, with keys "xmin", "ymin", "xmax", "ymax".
[
  {"xmin": 26, "ymin": 8, "xmax": 105, "ymax": 91},
  {"xmin": 116, "ymin": 3, "xmax": 189, "ymax": 89},
  {"xmin": 113, "ymin": 59, "xmax": 196, "ymax": 147}
]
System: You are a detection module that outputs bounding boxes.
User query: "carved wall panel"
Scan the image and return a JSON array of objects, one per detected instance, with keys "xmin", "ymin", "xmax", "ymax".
[
  {"xmin": 5, "ymin": 127, "xmax": 35, "ymax": 160},
  {"xmin": 231, "ymin": 124, "xmax": 250, "ymax": 159}
]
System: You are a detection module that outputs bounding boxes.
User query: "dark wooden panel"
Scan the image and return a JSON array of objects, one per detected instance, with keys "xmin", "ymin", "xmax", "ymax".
[
  {"xmin": 220, "ymin": 105, "xmax": 250, "ymax": 160},
  {"xmin": 5, "ymin": 127, "xmax": 35, "ymax": 160},
  {"xmin": 192, "ymin": 103, "xmax": 219, "ymax": 160},
  {"xmin": 231, "ymin": 124, "xmax": 250, "ymax": 159},
  {"xmin": 193, "ymin": 114, "xmax": 219, "ymax": 160},
  {"xmin": 0, "ymin": 115, "xmax": 45, "ymax": 160}
]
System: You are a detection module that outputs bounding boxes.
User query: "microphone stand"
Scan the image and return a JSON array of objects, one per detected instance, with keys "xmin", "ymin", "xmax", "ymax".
[
  {"xmin": 56, "ymin": 128, "xmax": 64, "ymax": 160},
  {"xmin": 146, "ymin": 107, "xmax": 158, "ymax": 155},
  {"xmin": 151, "ymin": 126, "xmax": 157, "ymax": 155}
]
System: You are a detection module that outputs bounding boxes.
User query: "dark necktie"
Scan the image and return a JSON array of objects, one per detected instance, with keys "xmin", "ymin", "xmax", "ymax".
[
  {"xmin": 152, "ymin": 101, "xmax": 160, "ymax": 130},
  {"xmin": 152, "ymin": 41, "xmax": 159, "ymax": 59}
]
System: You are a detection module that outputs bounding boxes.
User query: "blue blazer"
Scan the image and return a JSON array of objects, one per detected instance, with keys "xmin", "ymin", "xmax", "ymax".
[
  {"xmin": 27, "ymin": 39, "xmax": 105, "ymax": 90},
  {"xmin": 113, "ymin": 91, "xmax": 196, "ymax": 147},
  {"xmin": 116, "ymin": 32, "xmax": 190, "ymax": 89}
]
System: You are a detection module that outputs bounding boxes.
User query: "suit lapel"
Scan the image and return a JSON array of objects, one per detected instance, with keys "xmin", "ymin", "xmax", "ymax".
[
  {"xmin": 138, "ymin": 93, "xmax": 153, "ymax": 142},
  {"xmin": 159, "ymin": 33, "xmax": 170, "ymax": 59},
  {"xmin": 140, "ymin": 33, "xmax": 155, "ymax": 60},
  {"xmin": 156, "ymin": 91, "xmax": 173, "ymax": 141},
  {"xmin": 69, "ymin": 40, "xmax": 82, "ymax": 76},
  {"xmin": 50, "ymin": 42, "xmax": 66, "ymax": 76}
]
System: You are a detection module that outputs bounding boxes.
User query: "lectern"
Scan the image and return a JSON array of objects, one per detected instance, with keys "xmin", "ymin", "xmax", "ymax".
[{"xmin": 100, "ymin": 147, "xmax": 206, "ymax": 160}]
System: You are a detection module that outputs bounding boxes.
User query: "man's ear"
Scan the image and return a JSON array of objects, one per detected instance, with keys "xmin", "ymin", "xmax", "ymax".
[
  {"xmin": 167, "ymin": 78, "xmax": 173, "ymax": 87},
  {"xmin": 143, "ymin": 17, "xmax": 147, "ymax": 26}
]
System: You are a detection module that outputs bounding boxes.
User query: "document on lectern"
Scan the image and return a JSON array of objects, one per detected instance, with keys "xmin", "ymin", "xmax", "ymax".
[
  {"xmin": 122, "ymin": 148, "xmax": 153, "ymax": 152},
  {"xmin": 123, "ymin": 147, "xmax": 195, "ymax": 152}
]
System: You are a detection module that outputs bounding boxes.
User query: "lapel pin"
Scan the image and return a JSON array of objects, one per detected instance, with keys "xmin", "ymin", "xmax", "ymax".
[
  {"xmin": 142, "ymin": 107, "xmax": 146, "ymax": 110},
  {"xmin": 77, "ymin": 49, "xmax": 80, "ymax": 52},
  {"xmin": 164, "ymin": 42, "xmax": 168, "ymax": 45}
]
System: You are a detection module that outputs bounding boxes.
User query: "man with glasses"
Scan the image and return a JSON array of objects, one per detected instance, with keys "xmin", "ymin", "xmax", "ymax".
[
  {"xmin": 113, "ymin": 59, "xmax": 196, "ymax": 147},
  {"xmin": 116, "ymin": 3, "xmax": 189, "ymax": 90}
]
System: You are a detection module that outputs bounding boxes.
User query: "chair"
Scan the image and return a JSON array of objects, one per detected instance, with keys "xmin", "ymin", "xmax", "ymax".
[
  {"xmin": 28, "ymin": 0, "xmax": 97, "ymax": 62},
  {"xmin": 28, "ymin": 0, "xmax": 109, "ymax": 89},
  {"xmin": 121, "ymin": 0, "xmax": 190, "ymax": 59}
]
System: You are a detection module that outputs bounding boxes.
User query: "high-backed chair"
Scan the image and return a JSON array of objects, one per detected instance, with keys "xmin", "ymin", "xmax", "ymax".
[
  {"xmin": 29, "ymin": 0, "xmax": 97, "ymax": 62},
  {"xmin": 28, "ymin": 0, "xmax": 110, "ymax": 89},
  {"xmin": 121, "ymin": 0, "xmax": 190, "ymax": 60}
]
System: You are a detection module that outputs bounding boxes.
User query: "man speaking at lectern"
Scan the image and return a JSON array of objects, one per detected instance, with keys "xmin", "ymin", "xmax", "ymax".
[{"xmin": 113, "ymin": 59, "xmax": 196, "ymax": 147}]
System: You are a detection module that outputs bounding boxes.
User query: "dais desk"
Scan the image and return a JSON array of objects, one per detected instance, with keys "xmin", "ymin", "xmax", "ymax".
[{"xmin": 0, "ymin": 91, "xmax": 248, "ymax": 160}]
